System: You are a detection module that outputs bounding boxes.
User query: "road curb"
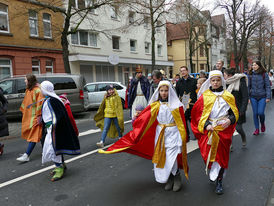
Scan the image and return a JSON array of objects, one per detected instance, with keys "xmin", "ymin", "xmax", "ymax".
[
  {"xmin": 267, "ymin": 180, "xmax": 274, "ymax": 206},
  {"xmin": 0, "ymin": 135, "xmax": 19, "ymax": 141}
]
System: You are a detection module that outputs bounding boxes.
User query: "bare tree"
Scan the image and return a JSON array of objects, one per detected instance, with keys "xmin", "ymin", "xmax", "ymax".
[
  {"xmin": 21, "ymin": 0, "xmax": 116, "ymax": 73},
  {"xmin": 124, "ymin": 0, "xmax": 174, "ymax": 70},
  {"xmin": 218, "ymin": 0, "xmax": 263, "ymax": 70},
  {"xmin": 170, "ymin": 0, "xmax": 217, "ymax": 73}
]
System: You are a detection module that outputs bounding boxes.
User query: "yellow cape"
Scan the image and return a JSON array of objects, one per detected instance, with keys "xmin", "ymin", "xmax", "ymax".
[{"xmin": 94, "ymin": 89, "xmax": 124, "ymax": 138}]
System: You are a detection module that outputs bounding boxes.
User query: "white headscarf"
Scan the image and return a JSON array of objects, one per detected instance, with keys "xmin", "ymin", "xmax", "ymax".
[
  {"xmin": 148, "ymin": 80, "xmax": 183, "ymax": 111},
  {"xmin": 197, "ymin": 70, "xmax": 226, "ymax": 98},
  {"xmin": 40, "ymin": 81, "xmax": 64, "ymax": 104}
]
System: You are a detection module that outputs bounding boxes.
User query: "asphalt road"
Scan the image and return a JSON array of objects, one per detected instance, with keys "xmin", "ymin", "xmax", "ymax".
[{"xmin": 0, "ymin": 104, "xmax": 273, "ymax": 206}]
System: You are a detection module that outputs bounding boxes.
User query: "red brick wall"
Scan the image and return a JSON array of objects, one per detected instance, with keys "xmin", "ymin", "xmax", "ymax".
[{"xmin": 0, "ymin": 46, "xmax": 65, "ymax": 75}]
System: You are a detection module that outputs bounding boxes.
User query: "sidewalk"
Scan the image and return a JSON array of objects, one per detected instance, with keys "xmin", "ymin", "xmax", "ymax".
[{"xmin": 267, "ymin": 181, "xmax": 274, "ymax": 206}]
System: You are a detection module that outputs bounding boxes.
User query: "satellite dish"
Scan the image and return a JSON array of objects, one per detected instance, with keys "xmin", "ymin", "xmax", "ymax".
[{"xmin": 108, "ymin": 54, "xmax": 119, "ymax": 65}]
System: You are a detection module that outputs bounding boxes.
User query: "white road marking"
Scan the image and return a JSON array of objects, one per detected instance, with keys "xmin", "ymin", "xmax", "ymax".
[
  {"xmin": 0, "ymin": 120, "xmax": 238, "ymax": 189},
  {"xmin": 78, "ymin": 120, "xmax": 132, "ymax": 137}
]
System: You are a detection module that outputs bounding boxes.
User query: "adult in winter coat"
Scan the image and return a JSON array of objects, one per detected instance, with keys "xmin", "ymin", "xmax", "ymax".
[
  {"xmin": 0, "ymin": 87, "xmax": 9, "ymax": 155},
  {"xmin": 17, "ymin": 74, "xmax": 44, "ymax": 162},
  {"xmin": 175, "ymin": 66, "xmax": 197, "ymax": 141},
  {"xmin": 248, "ymin": 61, "xmax": 271, "ymax": 135},
  {"xmin": 224, "ymin": 68, "xmax": 248, "ymax": 149}
]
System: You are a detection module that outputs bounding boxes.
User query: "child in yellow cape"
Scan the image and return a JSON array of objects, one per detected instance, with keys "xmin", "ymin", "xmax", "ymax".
[
  {"xmin": 99, "ymin": 81, "xmax": 189, "ymax": 192},
  {"xmin": 94, "ymin": 85, "xmax": 124, "ymax": 148}
]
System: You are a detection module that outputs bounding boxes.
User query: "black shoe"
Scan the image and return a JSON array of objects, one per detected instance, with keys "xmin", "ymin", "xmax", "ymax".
[
  {"xmin": 164, "ymin": 175, "xmax": 174, "ymax": 191},
  {"xmin": 173, "ymin": 171, "xmax": 182, "ymax": 192},
  {"xmin": 215, "ymin": 179, "xmax": 224, "ymax": 195}
]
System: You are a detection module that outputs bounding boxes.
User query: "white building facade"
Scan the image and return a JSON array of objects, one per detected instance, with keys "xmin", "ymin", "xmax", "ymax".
[{"xmin": 67, "ymin": 0, "xmax": 173, "ymax": 85}]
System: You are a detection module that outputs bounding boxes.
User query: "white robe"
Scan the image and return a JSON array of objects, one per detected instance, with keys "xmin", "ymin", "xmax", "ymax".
[
  {"xmin": 131, "ymin": 81, "xmax": 148, "ymax": 118},
  {"xmin": 208, "ymin": 91, "xmax": 230, "ymax": 181},
  {"xmin": 41, "ymin": 99, "xmax": 62, "ymax": 164},
  {"xmin": 153, "ymin": 102, "xmax": 182, "ymax": 183}
]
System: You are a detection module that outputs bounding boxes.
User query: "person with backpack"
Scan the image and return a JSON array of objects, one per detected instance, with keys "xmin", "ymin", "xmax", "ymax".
[{"xmin": 248, "ymin": 61, "xmax": 271, "ymax": 135}]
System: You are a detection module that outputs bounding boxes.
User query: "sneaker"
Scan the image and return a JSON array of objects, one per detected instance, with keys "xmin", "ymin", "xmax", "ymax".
[
  {"xmin": 51, "ymin": 167, "xmax": 64, "ymax": 182},
  {"xmin": 16, "ymin": 153, "xmax": 30, "ymax": 162},
  {"xmin": 261, "ymin": 124, "xmax": 266, "ymax": 133},
  {"xmin": 0, "ymin": 144, "xmax": 4, "ymax": 155},
  {"xmin": 96, "ymin": 141, "xmax": 104, "ymax": 148},
  {"xmin": 253, "ymin": 129, "xmax": 259, "ymax": 136}
]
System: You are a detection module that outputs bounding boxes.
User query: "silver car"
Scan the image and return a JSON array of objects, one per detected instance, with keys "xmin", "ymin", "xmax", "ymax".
[
  {"xmin": 83, "ymin": 82, "xmax": 126, "ymax": 110},
  {"xmin": 0, "ymin": 74, "xmax": 86, "ymax": 118}
]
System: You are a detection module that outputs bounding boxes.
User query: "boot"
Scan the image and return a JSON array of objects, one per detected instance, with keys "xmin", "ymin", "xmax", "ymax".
[
  {"xmin": 51, "ymin": 167, "xmax": 64, "ymax": 182},
  {"xmin": 50, "ymin": 162, "xmax": 67, "ymax": 175},
  {"xmin": 173, "ymin": 171, "xmax": 182, "ymax": 192},
  {"xmin": 164, "ymin": 174, "xmax": 174, "ymax": 191},
  {"xmin": 253, "ymin": 129, "xmax": 259, "ymax": 136},
  {"xmin": 261, "ymin": 124, "xmax": 266, "ymax": 133},
  {"xmin": 215, "ymin": 178, "xmax": 224, "ymax": 195}
]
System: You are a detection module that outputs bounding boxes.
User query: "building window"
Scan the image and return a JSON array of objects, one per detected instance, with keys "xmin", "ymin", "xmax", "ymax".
[
  {"xmin": 157, "ymin": 45, "xmax": 162, "ymax": 56},
  {"xmin": 71, "ymin": 30, "xmax": 98, "ymax": 47},
  {"xmin": 130, "ymin": 39, "xmax": 137, "ymax": 52},
  {"xmin": 129, "ymin": 11, "xmax": 134, "ymax": 24},
  {"xmin": 110, "ymin": 6, "xmax": 118, "ymax": 20},
  {"xmin": 156, "ymin": 20, "xmax": 161, "ymax": 32},
  {"xmin": 71, "ymin": 32, "xmax": 79, "ymax": 45},
  {"xmin": 144, "ymin": 16, "xmax": 149, "ymax": 28},
  {"xmin": 85, "ymin": 0, "xmax": 95, "ymax": 13},
  {"xmin": 29, "ymin": 10, "xmax": 38, "ymax": 36},
  {"xmin": 77, "ymin": 0, "xmax": 85, "ymax": 9},
  {"xmin": 0, "ymin": 59, "xmax": 12, "ymax": 79},
  {"xmin": 89, "ymin": 33, "xmax": 97, "ymax": 47},
  {"xmin": 200, "ymin": 45, "xmax": 204, "ymax": 57},
  {"xmin": 43, "ymin": 13, "xmax": 52, "ymax": 38},
  {"xmin": 0, "ymin": 3, "xmax": 9, "ymax": 32},
  {"xmin": 145, "ymin": 42, "xmax": 150, "ymax": 54},
  {"xmin": 200, "ymin": 64, "xmax": 204, "ymax": 70},
  {"xmin": 46, "ymin": 60, "xmax": 53, "ymax": 73},
  {"xmin": 112, "ymin": 36, "xmax": 120, "ymax": 50},
  {"xmin": 32, "ymin": 59, "xmax": 40, "ymax": 74},
  {"xmin": 79, "ymin": 31, "xmax": 88, "ymax": 46}
]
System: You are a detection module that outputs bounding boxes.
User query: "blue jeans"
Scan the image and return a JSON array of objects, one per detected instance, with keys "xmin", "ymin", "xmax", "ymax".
[
  {"xmin": 250, "ymin": 97, "xmax": 266, "ymax": 129},
  {"xmin": 101, "ymin": 117, "xmax": 122, "ymax": 143}
]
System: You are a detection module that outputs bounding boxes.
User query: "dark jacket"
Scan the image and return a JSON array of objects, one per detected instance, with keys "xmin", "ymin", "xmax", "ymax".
[
  {"xmin": 175, "ymin": 76, "xmax": 197, "ymax": 118},
  {"xmin": 128, "ymin": 76, "xmax": 150, "ymax": 108},
  {"xmin": 0, "ymin": 88, "xmax": 9, "ymax": 137},
  {"xmin": 42, "ymin": 97, "xmax": 80, "ymax": 155},
  {"xmin": 226, "ymin": 77, "xmax": 248, "ymax": 124},
  {"xmin": 248, "ymin": 71, "xmax": 271, "ymax": 100}
]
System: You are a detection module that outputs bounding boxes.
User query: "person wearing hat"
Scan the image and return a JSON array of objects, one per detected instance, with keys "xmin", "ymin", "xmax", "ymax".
[
  {"xmin": 191, "ymin": 70, "xmax": 239, "ymax": 195},
  {"xmin": 94, "ymin": 84, "xmax": 124, "ymax": 148},
  {"xmin": 128, "ymin": 66, "xmax": 150, "ymax": 118},
  {"xmin": 147, "ymin": 73, "xmax": 153, "ymax": 84},
  {"xmin": 40, "ymin": 81, "xmax": 80, "ymax": 182}
]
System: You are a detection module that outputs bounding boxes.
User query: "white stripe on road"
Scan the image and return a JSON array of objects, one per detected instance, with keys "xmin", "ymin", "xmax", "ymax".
[
  {"xmin": 0, "ymin": 122, "xmax": 238, "ymax": 189},
  {"xmin": 78, "ymin": 120, "xmax": 132, "ymax": 137}
]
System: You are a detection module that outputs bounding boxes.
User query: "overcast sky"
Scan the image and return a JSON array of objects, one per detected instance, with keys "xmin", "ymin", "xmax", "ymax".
[{"xmin": 200, "ymin": 0, "xmax": 274, "ymax": 15}]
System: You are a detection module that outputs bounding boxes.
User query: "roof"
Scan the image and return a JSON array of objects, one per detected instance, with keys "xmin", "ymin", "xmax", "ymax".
[
  {"xmin": 166, "ymin": 22, "xmax": 189, "ymax": 42},
  {"xmin": 211, "ymin": 14, "xmax": 225, "ymax": 27}
]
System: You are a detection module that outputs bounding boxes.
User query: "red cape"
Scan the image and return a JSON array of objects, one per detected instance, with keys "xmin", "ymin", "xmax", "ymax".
[
  {"xmin": 99, "ymin": 101, "xmax": 188, "ymax": 176},
  {"xmin": 191, "ymin": 92, "xmax": 237, "ymax": 169}
]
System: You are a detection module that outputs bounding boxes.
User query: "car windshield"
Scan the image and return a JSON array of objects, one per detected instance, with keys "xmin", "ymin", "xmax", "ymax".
[{"xmin": 0, "ymin": 80, "xmax": 13, "ymax": 94}]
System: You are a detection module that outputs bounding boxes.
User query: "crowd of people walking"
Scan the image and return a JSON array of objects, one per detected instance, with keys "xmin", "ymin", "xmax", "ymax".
[{"xmin": 0, "ymin": 59, "xmax": 271, "ymax": 196}]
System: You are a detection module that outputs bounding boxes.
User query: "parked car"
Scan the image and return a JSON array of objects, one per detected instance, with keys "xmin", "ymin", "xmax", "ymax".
[
  {"xmin": 83, "ymin": 82, "xmax": 126, "ymax": 110},
  {"xmin": 0, "ymin": 74, "xmax": 86, "ymax": 118}
]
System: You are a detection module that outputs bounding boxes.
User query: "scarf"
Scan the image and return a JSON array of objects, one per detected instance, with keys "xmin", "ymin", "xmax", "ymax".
[{"xmin": 225, "ymin": 74, "xmax": 247, "ymax": 93}]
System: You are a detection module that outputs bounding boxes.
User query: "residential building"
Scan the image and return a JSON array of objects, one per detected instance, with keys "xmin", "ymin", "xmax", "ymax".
[
  {"xmin": 211, "ymin": 14, "xmax": 227, "ymax": 68},
  {"xmin": 0, "ymin": 0, "xmax": 64, "ymax": 80},
  {"xmin": 67, "ymin": 1, "xmax": 173, "ymax": 85},
  {"xmin": 166, "ymin": 22, "xmax": 211, "ymax": 75}
]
